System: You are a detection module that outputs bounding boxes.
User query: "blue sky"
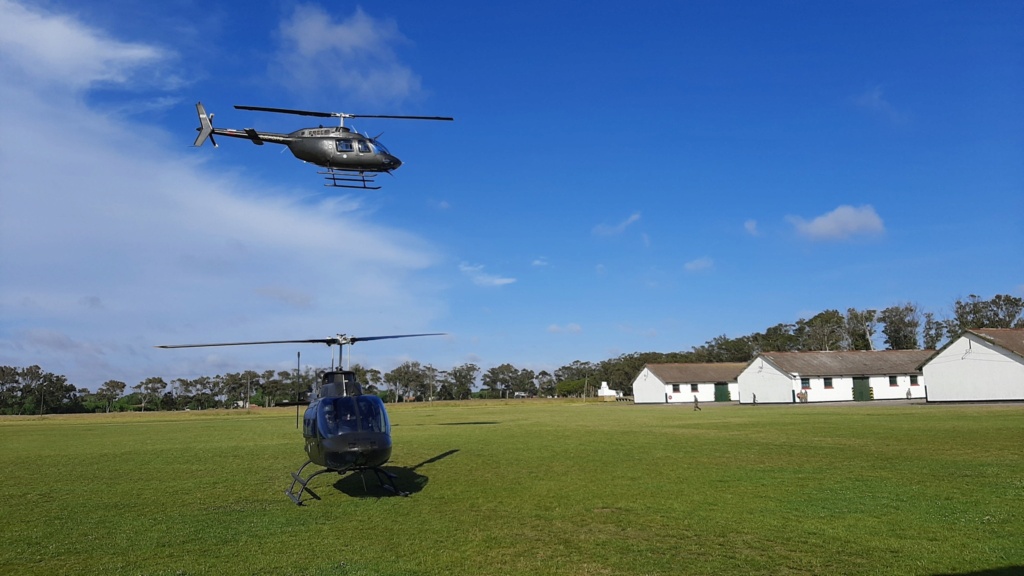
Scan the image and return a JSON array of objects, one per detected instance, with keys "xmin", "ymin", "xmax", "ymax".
[{"xmin": 1, "ymin": 0, "xmax": 1021, "ymax": 390}]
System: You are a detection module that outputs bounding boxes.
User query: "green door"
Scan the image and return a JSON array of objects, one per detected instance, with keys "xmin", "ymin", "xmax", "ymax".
[
  {"xmin": 714, "ymin": 383, "xmax": 731, "ymax": 402},
  {"xmin": 852, "ymin": 377, "xmax": 872, "ymax": 401}
]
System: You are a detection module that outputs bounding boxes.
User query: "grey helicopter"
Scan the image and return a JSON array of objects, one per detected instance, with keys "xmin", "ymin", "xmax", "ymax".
[
  {"xmin": 157, "ymin": 332, "xmax": 443, "ymax": 504},
  {"xmin": 193, "ymin": 102, "xmax": 453, "ymax": 189}
]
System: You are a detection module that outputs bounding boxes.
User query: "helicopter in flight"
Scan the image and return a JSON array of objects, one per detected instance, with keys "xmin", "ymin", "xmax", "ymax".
[
  {"xmin": 157, "ymin": 332, "xmax": 444, "ymax": 504},
  {"xmin": 192, "ymin": 102, "xmax": 453, "ymax": 189}
]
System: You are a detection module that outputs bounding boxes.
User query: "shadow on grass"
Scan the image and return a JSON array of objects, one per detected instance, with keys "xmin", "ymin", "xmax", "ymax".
[
  {"xmin": 932, "ymin": 568, "xmax": 1024, "ymax": 576},
  {"xmin": 333, "ymin": 449, "xmax": 460, "ymax": 498}
]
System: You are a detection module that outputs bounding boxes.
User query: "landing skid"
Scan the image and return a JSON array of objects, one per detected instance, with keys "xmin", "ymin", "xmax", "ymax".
[
  {"xmin": 286, "ymin": 460, "xmax": 408, "ymax": 505},
  {"xmin": 317, "ymin": 168, "xmax": 382, "ymax": 190}
]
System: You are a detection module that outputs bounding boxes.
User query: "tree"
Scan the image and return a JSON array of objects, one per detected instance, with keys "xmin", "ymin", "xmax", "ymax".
[
  {"xmin": 445, "ymin": 363, "xmax": 479, "ymax": 400},
  {"xmin": 511, "ymin": 368, "xmax": 537, "ymax": 396},
  {"xmin": 556, "ymin": 378, "xmax": 585, "ymax": 398},
  {"xmin": 879, "ymin": 304, "xmax": 921, "ymax": 350},
  {"xmin": 844, "ymin": 308, "xmax": 878, "ymax": 350},
  {"xmin": 944, "ymin": 294, "xmax": 1024, "ymax": 335},
  {"xmin": 751, "ymin": 323, "xmax": 800, "ymax": 353},
  {"xmin": 921, "ymin": 312, "xmax": 946, "ymax": 350},
  {"xmin": 351, "ymin": 364, "xmax": 383, "ymax": 395},
  {"xmin": 691, "ymin": 334, "xmax": 755, "ymax": 362},
  {"xmin": 482, "ymin": 364, "xmax": 520, "ymax": 398},
  {"xmin": 554, "ymin": 360, "xmax": 597, "ymax": 384},
  {"xmin": 536, "ymin": 370, "xmax": 556, "ymax": 397},
  {"xmin": 385, "ymin": 361, "xmax": 427, "ymax": 402},
  {"xmin": 134, "ymin": 377, "xmax": 168, "ymax": 411},
  {"xmin": 96, "ymin": 380, "xmax": 126, "ymax": 413},
  {"xmin": 795, "ymin": 310, "xmax": 846, "ymax": 351}
]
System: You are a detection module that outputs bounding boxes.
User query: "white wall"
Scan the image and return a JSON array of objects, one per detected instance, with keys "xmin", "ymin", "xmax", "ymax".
[
  {"xmin": 738, "ymin": 359, "xmax": 793, "ymax": 404},
  {"xmin": 632, "ymin": 368, "xmax": 667, "ymax": 404},
  {"xmin": 631, "ymin": 368, "xmax": 739, "ymax": 404},
  {"xmin": 739, "ymin": 358, "xmax": 927, "ymax": 403},
  {"xmin": 925, "ymin": 334, "xmax": 1024, "ymax": 402}
]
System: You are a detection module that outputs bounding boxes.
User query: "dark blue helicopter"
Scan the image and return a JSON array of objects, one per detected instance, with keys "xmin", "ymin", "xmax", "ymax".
[{"xmin": 157, "ymin": 332, "xmax": 443, "ymax": 504}]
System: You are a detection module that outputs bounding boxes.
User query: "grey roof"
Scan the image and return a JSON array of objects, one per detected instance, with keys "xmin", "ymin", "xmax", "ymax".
[
  {"xmin": 970, "ymin": 328, "xmax": 1024, "ymax": 359},
  {"xmin": 756, "ymin": 350, "xmax": 933, "ymax": 377},
  {"xmin": 645, "ymin": 363, "xmax": 747, "ymax": 384},
  {"xmin": 918, "ymin": 328, "xmax": 1024, "ymax": 369}
]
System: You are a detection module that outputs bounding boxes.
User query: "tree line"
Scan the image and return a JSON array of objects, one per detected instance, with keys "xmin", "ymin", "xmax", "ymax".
[{"xmin": 2, "ymin": 293, "xmax": 1020, "ymax": 415}]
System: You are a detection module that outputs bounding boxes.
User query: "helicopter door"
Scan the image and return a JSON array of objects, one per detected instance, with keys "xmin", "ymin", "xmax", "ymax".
[{"xmin": 357, "ymin": 140, "xmax": 371, "ymax": 154}]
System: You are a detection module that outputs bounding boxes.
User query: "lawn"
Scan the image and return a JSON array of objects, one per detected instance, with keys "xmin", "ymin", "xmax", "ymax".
[{"xmin": 0, "ymin": 400, "xmax": 1021, "ymax": 575}]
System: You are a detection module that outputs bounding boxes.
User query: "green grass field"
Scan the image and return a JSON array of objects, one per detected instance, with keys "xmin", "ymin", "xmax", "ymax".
[{"xmin": 1, "ymin": 400, "xmax": 1022, "ymax": 575}]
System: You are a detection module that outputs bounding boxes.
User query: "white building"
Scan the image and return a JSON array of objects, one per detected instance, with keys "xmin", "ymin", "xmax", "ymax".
[
  {"xmin": 597, "ymin": 381, "xmax": 622, "ymax": 401},
  {"xmin": 632, "ymin": 363, "xmax": 745, "ymax": 404},
  {"xmin": 920, "ymin": 328, "xmax": 1024, "ymax": 402},
  {"xmin": 737, "ymin": 350, "xmax": 933, "ymax": 404}
]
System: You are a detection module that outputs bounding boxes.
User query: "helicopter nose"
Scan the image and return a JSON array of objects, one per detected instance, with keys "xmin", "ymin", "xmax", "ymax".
[{"xmin": 388, "ymin": 155, "xmax": 402, "ymax": 170}]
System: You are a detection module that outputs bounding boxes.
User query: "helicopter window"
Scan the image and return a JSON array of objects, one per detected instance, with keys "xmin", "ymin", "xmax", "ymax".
[
  {"xmin": 357, "ymin": 140, "xmax": 371, "ymax": 153},
  {"xmin": 318, "ymin": 397, "xmax": 360, "ymax": 437},
  {"xmin": 372, "ymin": 139, "xmax": 390, "ymax": 155},
  {"xmin": 356, "ymin": 395, "xmax": 390, "ymax": 434},
  {"xmin": 336, "ymin": 140, "xmax": 354, "ymax": 152}
]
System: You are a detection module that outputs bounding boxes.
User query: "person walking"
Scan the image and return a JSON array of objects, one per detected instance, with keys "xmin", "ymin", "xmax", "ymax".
[{"xmin": 693, "ymin": 395, "xmax": 701, "ymax": 411}]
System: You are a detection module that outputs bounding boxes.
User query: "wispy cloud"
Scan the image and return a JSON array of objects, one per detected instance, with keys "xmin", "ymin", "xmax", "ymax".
[
  {"xmin": 854, "ymin": 85, "xmax": 905, "ymax": 123},
  {"xmin": 593, "ymin": 212, "xmax": 641, "ymax": 236},
  {"xmin": 271, "ymin": 5, "xmax": 421, "ymax": 104},
  {"xmin": 787, "ymin": 204, "xmax": 885, "ymax": 241},
  {"xmin": 532, "ymin": 257, "xmax": 549, "ymax": 267},
  {"xmin": 0, "ymin": 0, "xmax": 174, "ymax": 91},
  {"xmin": 0, "ymin": 1, "xmax": 444, "ymax": 388},
  {"xmin": 744, "ymin": 219, "xmax": 759, "ymax": 236},
  {"xmin": 459, "ymin": 263, "xmax": 516, "ymax": 287},
  {"xmin": 547, "ymin": 323, "xmax": 582, "ymax": 334},
  {"xmin": 684, "ymin": 257, "xmax": 714, "ymax": 272}
]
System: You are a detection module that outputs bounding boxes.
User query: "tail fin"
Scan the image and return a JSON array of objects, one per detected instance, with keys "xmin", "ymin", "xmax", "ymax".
[{"xmin": 193, "ymin": 102, "xmax": 216, "ymax": 147}]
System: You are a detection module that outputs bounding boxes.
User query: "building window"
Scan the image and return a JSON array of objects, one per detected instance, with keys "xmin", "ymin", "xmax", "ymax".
[
  {"xmin": 800, "ymin": 378, "xmax": 810, "ymax": 389},
  {"xmin": 690, "ymin": 383, "xmax": 699, "ymax": 393},
  {"xmin": 910, "ymin": 375, "xmax": 919, "ymax": 386},
  {"xmin": 889, "ymin": 376, "xmax": 899, "ymax": 387},
  {"xmin": 672, "ymin": 384, "xmax": 680, "ymax": 393},
  {"xmin": 824, "ymin": 377, "xmax": 833, "ymax": 389}
]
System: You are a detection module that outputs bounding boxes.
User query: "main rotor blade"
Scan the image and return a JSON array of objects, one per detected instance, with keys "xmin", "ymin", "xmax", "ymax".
[
  {"xmin": 234, "ymin": 105, "xmax": 336, "ymax": 118},
  {"xmin": 349, "ymin": 333, "xmax": 446, "ymax": 344},
  {"xmin": 155, "ymin": 333, "xmax": 446, "ymax": 349},
  {"xmin": 234, "ymin": 105, "xmax": 453, "ymax": 122},
  {"xmin": 348, "ymin": 114, "xmax": 454, "ymax": 122},
  {"xmin": 155, "ymin": 339, "xmax": 334, "ymax": 349}
]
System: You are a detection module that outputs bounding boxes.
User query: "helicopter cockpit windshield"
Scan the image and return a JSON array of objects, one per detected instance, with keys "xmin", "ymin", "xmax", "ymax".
[
  {"xmin": 317, "ymin": 395, "xmax": 391, "ymax": 438},
  {"xmin": 370, "ymin": 139, "xmax": 390, "ymax": 155}
]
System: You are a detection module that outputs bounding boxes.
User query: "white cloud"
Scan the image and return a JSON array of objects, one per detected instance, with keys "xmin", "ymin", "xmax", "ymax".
[
  {"xmin": 0, "ymin": 2, "xmax": 445, "ymax": 388},
  {"xmin": 593, "ymin": 212, "xmax": 641, "ymax": 236},
  {"xmin": 459, "ymin": 263, "xmax": 516, "ymax": 287},
  {"xmin": 532, "ymin": 257, "xmax": 549, "ymax": 267},
  {"xmin": 0, "ymin": 0, "xmax": 174, "ymax": 91},
  {"xmin": 787, "ymin": 204, "xmax": 885, "ymax": 241},
  {"xmin": 271, "ymin": 5, "xmax": 421, "ymax": 104},
  {"xmin": 684, "ymin": 257, "xmax": 714, "ymax": 272},
  {"xmin": 547, "ymin": 323, "xmax": 582, "ymax": 334},
  {"xmin": 854, "ymin": 86, "xmax": 905, "ymax": 123},
  {"xmin": 744, "ymin": 219, "xmax": 759, "ymax": 236}
]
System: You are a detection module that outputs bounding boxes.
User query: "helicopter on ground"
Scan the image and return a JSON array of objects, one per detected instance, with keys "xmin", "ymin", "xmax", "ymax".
[
  {"xmin": 156, "ymin": 332, "xmax": 444, "ymax": 504},
  {"xmin": 192, "ymin": 102, "xmax": 453, "ymax": 189}
]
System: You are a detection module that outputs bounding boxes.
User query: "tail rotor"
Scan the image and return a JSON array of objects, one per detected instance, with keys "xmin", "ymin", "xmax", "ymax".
[{"xmin": 193, "ymin": 102, "xmax": 217, "ymax": 147}]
